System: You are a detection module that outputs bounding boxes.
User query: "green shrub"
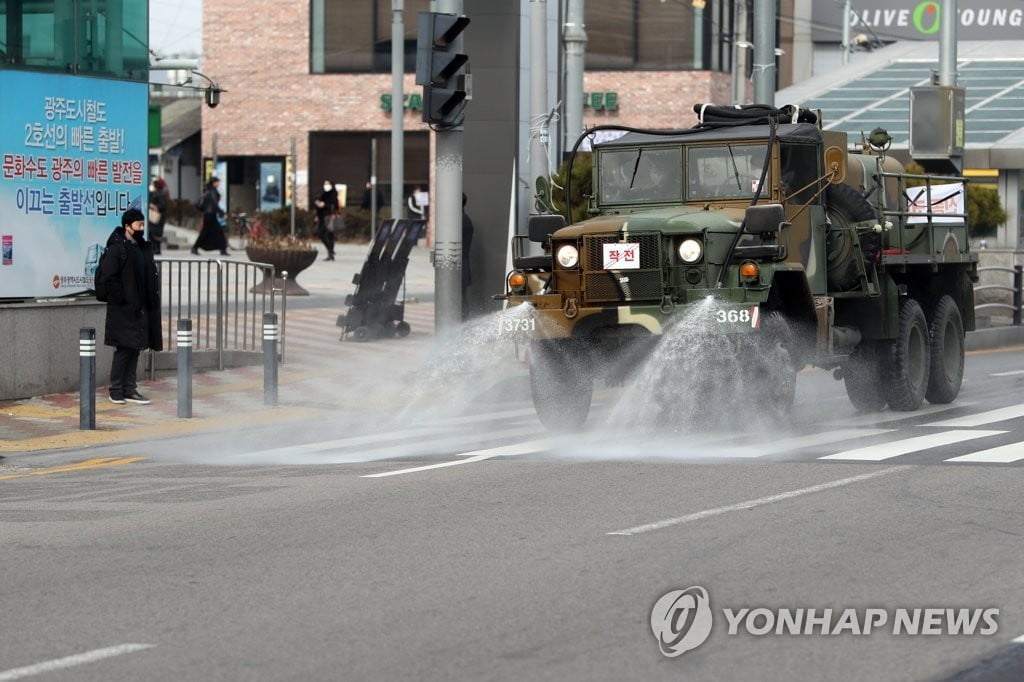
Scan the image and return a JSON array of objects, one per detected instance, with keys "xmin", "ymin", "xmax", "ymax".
[
  {"xmin": 166, "ymin": 198, "xmax": 201, "ymax": 228},
  {"xmin": 550, "ymin": 152, "xmax": 593, "ymax": 222}
]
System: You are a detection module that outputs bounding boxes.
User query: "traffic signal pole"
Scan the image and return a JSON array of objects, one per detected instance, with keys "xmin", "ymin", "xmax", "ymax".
[
  {"xmin": 418, "ymin": 1, "xmax": 469, "ymax": 335},
  {"xmin": 391, "ymin": 0, "xmax": 405, "ymax": 221}
]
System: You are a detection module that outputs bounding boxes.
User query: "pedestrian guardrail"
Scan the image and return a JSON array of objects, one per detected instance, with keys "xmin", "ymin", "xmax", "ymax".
[
  {"xmin": 147, "ymin": 257, "xmax": 286, "ymax": 373},
  {"xmin": 974, "ymin": 264, "xmax": 1023, "ymax": 327}
]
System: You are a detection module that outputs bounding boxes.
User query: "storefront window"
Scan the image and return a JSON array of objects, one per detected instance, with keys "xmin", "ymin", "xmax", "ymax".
[
  {"xmin": 312, "ymin": 0, "xmax": 430, "ymax": 74},
  {"xmin": 0, "ymin": 0, "xmax": 148, "ymax": 80}
]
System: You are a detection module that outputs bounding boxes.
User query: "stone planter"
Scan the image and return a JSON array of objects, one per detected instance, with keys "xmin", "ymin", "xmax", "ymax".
[{"xmin": 245, "ymin": 245, "xmax": 318, "ymax": 296}]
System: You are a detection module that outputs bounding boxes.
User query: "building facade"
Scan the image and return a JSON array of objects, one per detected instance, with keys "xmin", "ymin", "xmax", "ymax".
[{"xmin": 199, "ymin": 0, "xmax": 781, "ymax": 216}]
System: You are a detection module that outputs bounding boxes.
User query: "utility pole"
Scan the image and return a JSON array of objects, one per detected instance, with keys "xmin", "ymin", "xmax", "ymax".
[
  {"xmin": 939, "ymin": 0, "xmax": 957, "ymax": 86},
  {"xmin": 391, "ymin": 0, "xmax": 405, "ymax": 221},
  {"xmin": 731, "ymin": 0, "xmax": 748, "ymax": 104},
  {"xmin": 563, "ymin": 0, "xmax": 586, "ymax": 157},
  {"xmin": 841, "ymin": 0, "xmax": 851, "ymax": 65},
  {"xmin": 530, "ymin": 0, "xmax": 549, "ymax": 211},
  {"xmin": 432, "ymin": 0, "xmax": 465, "ymax": 334},
  {"xmin": 752, "ymin": 0, "xmax": 775, "ymax": 105}
]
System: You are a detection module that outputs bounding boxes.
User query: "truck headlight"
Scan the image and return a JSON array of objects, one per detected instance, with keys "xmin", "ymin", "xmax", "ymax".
[
  {"xmin": 556, "ymin": 244, "xmax": 579, "ymax": 268},
  {"xmin": 678, "ymin": 238, "xmax": 703, "ymax": 263}
]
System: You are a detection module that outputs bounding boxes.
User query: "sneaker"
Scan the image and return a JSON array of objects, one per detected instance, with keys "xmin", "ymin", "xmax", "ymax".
[
  {"xmin": 109, "ymin": 394, "xmax": 126, "ymax": 405},
  {"xmin": 124, "ymin": 391, "xmax": 151, "ymax": 405}
]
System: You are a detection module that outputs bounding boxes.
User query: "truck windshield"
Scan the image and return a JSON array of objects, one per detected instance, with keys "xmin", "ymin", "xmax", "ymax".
[
  {"xmin": 686, "ymin": 144, "xmax": 767, "ymax": 200},
  {"xmin": 599, "ymin": 147, "xmax": 682, "ymax": 205}
]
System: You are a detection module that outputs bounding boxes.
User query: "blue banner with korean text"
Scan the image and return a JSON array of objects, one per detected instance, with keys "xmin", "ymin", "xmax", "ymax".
[{"xmin": 0, "ymin": 71, "xmax": 147, "ymax": 299}]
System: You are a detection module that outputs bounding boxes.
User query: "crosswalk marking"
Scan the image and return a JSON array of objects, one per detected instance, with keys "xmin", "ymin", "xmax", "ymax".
[
  {"xmin": 818, "ymin": 430, "xmax": 1007, "ymax": 461},
  {"xmin": 945, "ymin": 443, "xmax": 1024, "ymax": 464},
  {"xmin": 925, "ymin": 404, "xmax": 1024, "ymax": 428}
]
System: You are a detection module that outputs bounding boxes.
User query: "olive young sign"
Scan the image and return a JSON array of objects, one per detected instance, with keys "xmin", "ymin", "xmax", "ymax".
[
  {"xmin": 813, "ymin": 1, "xmax": 1024, "ymax": 41},
  {"xmin": 0, "ymin": 71, "xmax": 146, "ymax": 299}
]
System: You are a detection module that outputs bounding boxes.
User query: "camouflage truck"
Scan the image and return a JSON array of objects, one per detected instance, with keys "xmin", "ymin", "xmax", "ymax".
[{"xmin": 498, "ymin": 104, "xmax": 978, "ymax": 429}]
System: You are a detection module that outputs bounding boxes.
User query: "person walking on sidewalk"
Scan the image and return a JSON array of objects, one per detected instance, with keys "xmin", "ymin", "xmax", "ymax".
[
  {"xmin": 148, "ymin": 177, "xmax": 170, "ymax": 255},
  {"xmin": 191, "ymin": 176, "xmax": 228, "ymax": 256},
  {"xmin": 96, "ymin": 208, "xmax": 163, "ymax": 404},
  {"xmin": 314, "ymin": 179, "xmax": 338, "ymax": 261}
]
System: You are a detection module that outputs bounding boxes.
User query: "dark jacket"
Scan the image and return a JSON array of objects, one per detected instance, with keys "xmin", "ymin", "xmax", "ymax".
[
  {"xmin": 97, "ymin": 227, "xmax": 163, "ymax": 351},
  {"xmin": 199, "ymin": 185, "xmax": 223, "ymax": 217}
]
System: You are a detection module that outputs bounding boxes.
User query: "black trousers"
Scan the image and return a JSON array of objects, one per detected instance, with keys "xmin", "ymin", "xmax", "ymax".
[
  {"xmin": 110, "ymin": 346, "xmax": 141, "ymax": 397},
  {"xmin": 317, "ymin": 217, "xmax": 335, "ymax": 256}
]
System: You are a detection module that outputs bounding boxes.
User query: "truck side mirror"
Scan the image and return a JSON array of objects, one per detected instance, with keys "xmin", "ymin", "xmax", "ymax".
[
  {"xmin": 528, "ymin": 214, "xmax": 566, "ymax": 243},
  {"xmin": 744, "ymin": 204, "xmax": 790, "ymax": 234}
]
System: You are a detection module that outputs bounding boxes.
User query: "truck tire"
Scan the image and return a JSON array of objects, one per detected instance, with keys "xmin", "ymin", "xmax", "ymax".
[
  {"xmin": 825, "ymin": 184, "xmax": 875, "ymax": 292},
  {"xmin": 843, "ymin": 342, "xmax": 888, "ymax": 412},
  {"xmin": 530, "ymin": 340, "xmax": 593, "ymax": 430},
  {"xmin": 885, "ymin": 298, "xmax": 931, "ymax": 411},
  {"xmin": 925, "ymin": 295, "xmax": 965, "ymax": 404},
  {"xmin": 755, "ymin": 312, "xmax": 798, "ymax": 412}
]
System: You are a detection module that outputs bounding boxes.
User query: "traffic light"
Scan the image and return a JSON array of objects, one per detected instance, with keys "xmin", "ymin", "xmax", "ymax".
[{"xmin": 415, "ymin": 12, "xmax": 470, "ymax": 127}]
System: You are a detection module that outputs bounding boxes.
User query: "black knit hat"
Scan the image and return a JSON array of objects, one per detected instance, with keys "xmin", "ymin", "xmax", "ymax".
[{"xmin": 121, "ymin": 208, "xmax": 145, "ymax": 226}]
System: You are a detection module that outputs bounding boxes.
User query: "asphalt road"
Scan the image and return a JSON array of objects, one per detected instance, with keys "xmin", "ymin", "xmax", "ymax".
[{"xmin": 2, "ymin": 347, "xmax": 1023, "ymax": 681}]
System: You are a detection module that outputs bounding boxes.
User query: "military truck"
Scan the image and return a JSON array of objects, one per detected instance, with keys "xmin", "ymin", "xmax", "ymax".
[{"xmin": 498, "ymin": 104, "xmax": 978, "ymax": 429}]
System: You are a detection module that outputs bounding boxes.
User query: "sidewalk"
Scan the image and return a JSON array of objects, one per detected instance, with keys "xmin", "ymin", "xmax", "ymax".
[{"xmin": 0, "ymin": 234, "xmax": 440, "ymax": 456}]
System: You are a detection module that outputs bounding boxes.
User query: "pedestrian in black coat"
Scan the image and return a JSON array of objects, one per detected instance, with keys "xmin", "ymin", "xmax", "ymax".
[
  {"xmin": 148, "ymin": 177, "xmax": 170, "ymax": 254},
  {"xmin": 191, "ymin": 176, "xmax": 228, "ymax": 255},
  {"xmin": 96, "ymin": 208, "xmax": 163, "ymax": 404},
  {"xmin": 314, "ymin": 179, "xmax": 338, "ymax": 260}
]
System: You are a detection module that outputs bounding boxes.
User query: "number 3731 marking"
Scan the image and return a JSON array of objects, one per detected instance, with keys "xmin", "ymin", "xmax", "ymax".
[
  {"xmin": 497, "ymin": 317, "xmax": 536, "ymax": 333},
  {"xmin": 714, "ymin": 306, "xmax": 760, "ymax": 328}
]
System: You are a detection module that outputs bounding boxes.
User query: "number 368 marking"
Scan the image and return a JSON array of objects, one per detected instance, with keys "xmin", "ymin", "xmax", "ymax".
[{"xmin": 714, "ymin": 306, "xmax": 760, "ymax": 327}]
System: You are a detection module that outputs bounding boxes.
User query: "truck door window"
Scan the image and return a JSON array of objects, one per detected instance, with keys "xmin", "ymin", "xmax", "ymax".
[
  {"xmin": 599, "ymin": 147, "xmax": 682, "ymax": 205},
  {"xmin": 779, "ymin": 143, "xmax": 820, "ymax": 204}
]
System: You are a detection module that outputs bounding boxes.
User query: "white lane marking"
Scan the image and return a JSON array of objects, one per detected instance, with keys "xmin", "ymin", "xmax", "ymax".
[
  {"xmin": 818, "ymin": 430, "xmax": 1006, "ymax": 461},
  {"xmin": 945, "ymin": 443, "xmax": 1024, "ymax": 464},
  {"xmin": 352, "ymin": 425, "xmax": 545, "ymax": 462},
  {"xmin": 362, "ymin": 439, "xmax": 550, "ymax": 478},
  {"xmin": 992, "ymin": 370, "xmax": 1024, "ymax": 377},
  {"xmin": 823, "ymin": 401, "xmax": 973, "ymax": 428},
  {"xmin": 751, "ymin": 428, "xmax": 894, "ymax": 457},
  {"xmin": 925, "ymin": 404, "xmax": 1024, "ymax": 428},
  {"xmin": 1013, "ymin": 633, "xmax": 1024, "ymax": 644},
  {"xmin": 0, "ymin": 644, "xmax": 154, "ymax": 681},
  {"xmin": 607, "ymin": 466, "xmax": 908, "ymax": 536}
]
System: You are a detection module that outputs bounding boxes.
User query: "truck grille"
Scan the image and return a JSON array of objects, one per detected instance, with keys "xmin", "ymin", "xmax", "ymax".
[{"xmin": 582, "ymin": 233, "xmax": 663, "ymax": 303}]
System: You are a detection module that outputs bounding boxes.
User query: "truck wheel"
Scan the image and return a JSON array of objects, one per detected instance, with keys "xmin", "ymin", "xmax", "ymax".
[
  {"xmin": 925, "ymin": 295, "xmax": 964, "ymax": 404},
  {"xmin": 530, "ymin": 340, "xmax": 593, "ymax": 430},
  {"xmin": 885, "ymin": 298, "xmax": 931, "ymax": 411},
  {"xmin": 843, "ymin": 342, "xmax": 888, "ymax": 412},
  {"xmin": 755, "ymin": 312, "xmax": 797, "ymax": 412},
  {"xmin": 825, "ymin": 184, "xmax": 875, "ymax": 292}
]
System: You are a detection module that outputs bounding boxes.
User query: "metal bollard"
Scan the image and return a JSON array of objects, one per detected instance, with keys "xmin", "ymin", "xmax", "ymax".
[
  {"xmin": 79, "ymin": 328, "xmax": 96, "ymax": 430},
  {"xmin": 263, "ymin": 312, "xmax": 278, "ymax": 406},
  {"xmin": 1014, "ymin": 265, "xmax": 1022, "ymax": 327},
  {"xmin": 177, "ymin": 319, "xmax": 193, "ymax": 418}
]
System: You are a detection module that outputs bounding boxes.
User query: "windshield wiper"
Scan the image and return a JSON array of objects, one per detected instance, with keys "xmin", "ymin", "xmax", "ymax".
[
  {"xmin": 727, "ymin": 145, "xmax": 742, "ymax": 191},
  {"xmin": 629, "ymin": 149, "xmax": 643, "ymax": 189}
]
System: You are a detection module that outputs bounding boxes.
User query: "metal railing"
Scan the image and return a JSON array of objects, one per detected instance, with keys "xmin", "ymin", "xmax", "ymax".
[
  {"xmin": 151, "ymin": 257, "xmax": 286, "ymax": 371},
  {"xmin": 975, "ymin": 264, "xmax": 1023, "ymax": 327}
]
